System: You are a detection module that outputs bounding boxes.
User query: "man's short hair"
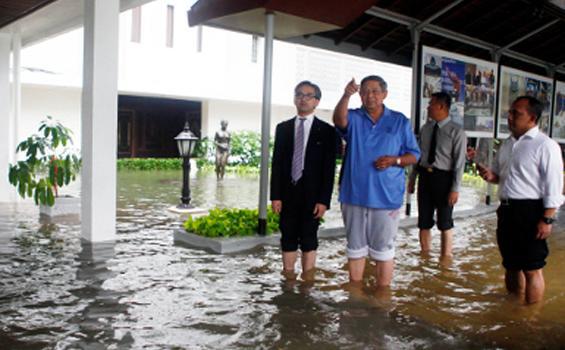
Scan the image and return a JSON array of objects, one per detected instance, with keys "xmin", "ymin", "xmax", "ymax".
[
  {"xmin": 295, "ymin": 80, "xmax": 321, "ymax": 100},
  {"xmin": 515, "ymin": 95, "xmax": 543, "ymax": 122},
  {"xmin": 431, "ymin": 91, "xmax": 452, "ymax": 110},
  {"xmin": 360, "ymin": 75, "xmax": 388, "ymax": 92}
]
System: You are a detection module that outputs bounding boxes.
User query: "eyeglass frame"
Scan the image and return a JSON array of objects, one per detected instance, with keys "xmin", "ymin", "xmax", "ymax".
[{"xmin": 294, "ymin": 92, "xmax": 319, "ymax": 101}]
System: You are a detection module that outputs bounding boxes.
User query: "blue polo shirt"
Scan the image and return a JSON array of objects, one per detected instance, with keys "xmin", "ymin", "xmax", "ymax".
[{"xmin": 339, "ymin": 106, "xmax": 420, "ymax": 209}]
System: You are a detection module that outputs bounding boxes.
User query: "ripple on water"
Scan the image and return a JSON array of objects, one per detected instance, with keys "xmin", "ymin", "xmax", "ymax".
[{"xmin": 1, "ymin": 172, "xmax": 565, "ymax": 349}]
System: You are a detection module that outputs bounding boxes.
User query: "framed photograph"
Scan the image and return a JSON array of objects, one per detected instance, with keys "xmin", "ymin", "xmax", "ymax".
[
  {"xmin": 551, "ymin": 81, "xmax": 565, "ymax": 143},
  {"xmin": 420, "ymin": 46, "xmax": 497, "ymax": 137},
  {"xmin": 497, "ymin": 66, "xmax": 553, "ymax": 138}
]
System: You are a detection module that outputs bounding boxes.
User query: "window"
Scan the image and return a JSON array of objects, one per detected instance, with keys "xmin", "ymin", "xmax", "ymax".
[
  {"xmin": 131, "ymin": 7, "xmax": 141, "ymax": 43},
  {"xmin": 166, "ymin": 5, "xmax": 174, "ymax": 48}
]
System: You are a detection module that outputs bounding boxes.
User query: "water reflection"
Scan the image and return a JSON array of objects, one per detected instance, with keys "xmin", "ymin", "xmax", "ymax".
[{"xmin": 0, "ymin": 170, "xmax": 563, "ymax": 349}]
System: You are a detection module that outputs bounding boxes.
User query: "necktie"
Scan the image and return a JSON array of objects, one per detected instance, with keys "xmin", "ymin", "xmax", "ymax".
[
  {"xmin": 291, "ymin": 118, "xmax": 306, "ymax": 182},
  {"xmin": 428, "ymin": 123, "xmax": 438, "ymax": 165}
]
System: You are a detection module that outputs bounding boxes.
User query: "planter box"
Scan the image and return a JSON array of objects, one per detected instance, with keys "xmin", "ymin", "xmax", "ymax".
[
  {"xmin": 174, "ymin": 229, "xmax": 279, "ymax": 254},
  {"xmin": 173, "ymin": 205, "xmax": 496, "ymax": 254},
  {"xmin": 39, "ymin": 196, "xmax": 81, "ymax": 217}
]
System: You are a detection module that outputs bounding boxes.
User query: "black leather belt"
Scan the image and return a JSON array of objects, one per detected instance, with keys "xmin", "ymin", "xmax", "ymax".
[
  {"xmin": 500, "ymin": 198, "xmax": 542, "ymax": 206},
  {"xmin": 418, "ymin": 165, "xmax": 451, "ymax": 174}
]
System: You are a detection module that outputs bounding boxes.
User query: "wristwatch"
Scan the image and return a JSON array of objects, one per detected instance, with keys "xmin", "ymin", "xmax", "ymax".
[
  {"xmin": 541, "ymin": 216, "xmax": 555, "ymax": 224},
  {"xmin": 396, "ymin": 157, "xmax": 401, "ymax": 166}
]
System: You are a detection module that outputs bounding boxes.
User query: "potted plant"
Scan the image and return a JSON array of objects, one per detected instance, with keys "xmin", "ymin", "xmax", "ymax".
[{"xmin": 8, "ymin": 116, "xmax": 81, "ymax": 217}]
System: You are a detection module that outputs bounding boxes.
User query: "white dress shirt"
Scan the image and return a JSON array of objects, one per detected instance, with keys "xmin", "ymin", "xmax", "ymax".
[
  {"xmin": 493, "ymin": 126, "xmax": 564, "ymax": 208},
  {"xmin": 294, "ymin": 113, "xmax": 314, "ymax": 171}
]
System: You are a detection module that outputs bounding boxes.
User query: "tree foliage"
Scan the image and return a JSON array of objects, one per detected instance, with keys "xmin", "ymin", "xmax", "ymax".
[{"xmin": 8, "ymin": 116, "xmax": 81, "ymax": 206}]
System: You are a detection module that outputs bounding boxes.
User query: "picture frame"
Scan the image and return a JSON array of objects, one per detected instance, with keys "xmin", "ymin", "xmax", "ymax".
[
  {"xmin": 551, "ymin": 80, "xmax": 565, "ymax": 143},
  {"xmin": 497, "ymin": 66, "xmax": 553, "ymax": 139},
  {"xmin": 420, "ymin": 46, "xmax": 497, "ymax": 137}
]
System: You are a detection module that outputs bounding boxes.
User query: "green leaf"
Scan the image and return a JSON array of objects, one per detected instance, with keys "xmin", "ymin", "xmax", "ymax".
[
  {"xmin": 46, "ymin": 188, "xmax": 55, "ymax": 206},
  {"xmin": 39, "ymin": 186, "xmax": 46, "ymax": 205},
  {"xmin": 34, "ymin": 187, "xmax": 40, "ymax": 205}
]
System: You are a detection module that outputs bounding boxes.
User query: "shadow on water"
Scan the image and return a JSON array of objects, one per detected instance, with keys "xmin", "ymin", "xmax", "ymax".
[{"xmin": 0, "ymin": 169, "xmax": 564, "ymax": 349}]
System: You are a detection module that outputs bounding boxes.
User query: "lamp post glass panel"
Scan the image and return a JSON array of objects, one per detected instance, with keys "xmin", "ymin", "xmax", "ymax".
[{"xmin": 175, "ymin": 122, "xmax": 198, "ymax": 208}]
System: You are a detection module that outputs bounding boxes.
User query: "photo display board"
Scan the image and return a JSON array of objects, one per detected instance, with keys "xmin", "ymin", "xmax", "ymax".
[
  {"xmin": 421, "ymin": 46, "xmax": 497, "ymax": 137},
  {"xmin": 497, "ymin": 66, "xmax": 553, "ymax": 138},
  {"xmin": 551, "ymin": 81, "xmax": 565, "ymax": 143}
]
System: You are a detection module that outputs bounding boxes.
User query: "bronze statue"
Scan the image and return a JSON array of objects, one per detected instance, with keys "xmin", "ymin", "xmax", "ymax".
[{"xmin": 214, "ymin": 120, "xmax": 231, "ymax": 180}]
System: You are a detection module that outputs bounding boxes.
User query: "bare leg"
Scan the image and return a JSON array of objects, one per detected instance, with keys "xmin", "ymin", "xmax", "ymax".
[
  {"xmin": 348, "ymin": 258, "xmax": 366, "ymax": 282},
  {"xmin": 440, "ymin": 229, "xmax": 453, "ymax": 258},
  {"xmin": 419, "ymin": 229, "xmax": 432, "ymax": 253},
  {"xmin": 301, "ymin": 250, "xmax": 316, "ymax": 272},
  {"xmin": 374, "ymin": 260, "xmax": 394, "ymax": 287},
  {"xmin": 505, "ymin": 269, "xmax": 526, "ymax": 297},
  {"xmin": 282, "ymin": 251, "xmax": 298, "ymax": 280},
  {"xmin": 524, "ymin": 269, "xmax": 545, "ymax": 304}
]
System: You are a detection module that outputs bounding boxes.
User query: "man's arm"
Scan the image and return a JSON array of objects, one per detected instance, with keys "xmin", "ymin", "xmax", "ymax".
[
  {"xmin": 451, "ymin": 128, "xmax": 467, "ymax": 192},
  {"xmin": 318, "ymin": 126, "xmax": 338, "ymax": 208},
  {"xmin": 448, "ymin": 128, "xmax": 467, "ymax": 206},
  {"xmin": 374, "ymin": 118, "xmax": 420, "ymax": 169},
  {"xmin": 314, "ymin": 126, "xmax": 338, "ymax": 219},
  {"xmin": 537, "ymin": 141, "xmax": 564, "ymax": 239},
  {"xmin": 270, "ymin": 124, "xmax": 284, "ymax": 213},
  {"xmin": 477, "ymin": 164, "xmax": 499, "ymax": 183},
  {"xmin": 333, "ymin": 78, "xmax": 359, "ymax": 129},
  {"xmin": 468, "ymin": 144, "xmax": 499, "ymax": 184}
]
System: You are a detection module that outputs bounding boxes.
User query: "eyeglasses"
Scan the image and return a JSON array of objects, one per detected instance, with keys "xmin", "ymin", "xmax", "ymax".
[
  {"xmin": 360, "ymin": 88, "xmax": 384, "ymax": 95},
  {"xmin": 294, "ymin": 92, "xmax": 317, "ymax": 101}
]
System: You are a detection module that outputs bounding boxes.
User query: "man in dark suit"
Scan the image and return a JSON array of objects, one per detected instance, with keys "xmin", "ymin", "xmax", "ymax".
[{"xmin": 271, "ymin": 81, "xmax": 337, "ymax": 280}]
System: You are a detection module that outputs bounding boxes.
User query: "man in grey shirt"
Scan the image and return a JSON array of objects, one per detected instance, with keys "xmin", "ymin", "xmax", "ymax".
[{"xmin": 408, "ymin": 91, "xmax": 467, "ymax": 260}]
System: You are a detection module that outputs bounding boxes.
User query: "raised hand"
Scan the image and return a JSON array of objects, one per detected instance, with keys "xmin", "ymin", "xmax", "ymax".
[{"xmin": 344, "ymin": 78, "xmax": 360, "ymax": 97}]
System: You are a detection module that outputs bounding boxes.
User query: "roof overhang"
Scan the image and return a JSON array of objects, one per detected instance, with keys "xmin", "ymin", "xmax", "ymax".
[
  {"xmin": 187, "ymin": 0, "xmax": 375, "ymax": 39},
  {"xmin": 0, "ymin": 0, "xmax": 154, "ymax": 47}
]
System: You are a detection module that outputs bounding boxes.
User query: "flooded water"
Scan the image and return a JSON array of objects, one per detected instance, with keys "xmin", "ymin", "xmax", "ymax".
[{"xmin": 0, "ymin": 170, "xmax": 564, "ymax": 349}]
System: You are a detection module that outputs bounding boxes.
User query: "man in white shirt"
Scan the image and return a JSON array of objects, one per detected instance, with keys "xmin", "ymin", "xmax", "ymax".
[{"xmin": 477, "ymin": 96, "xmax": 563, "ymax": 304}]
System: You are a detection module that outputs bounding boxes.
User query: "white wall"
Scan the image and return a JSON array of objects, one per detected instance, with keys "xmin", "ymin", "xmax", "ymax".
[
  {"xmin": 18, "ymin": 0, "xmax": 413, "ymax": 145},
  {"xmin": 202, "ymin": 99, "xmax": 333, "ymax": 137},
  {"xmin": 20, "ymin": 85, "xmax": 82, "ymax": 150}
]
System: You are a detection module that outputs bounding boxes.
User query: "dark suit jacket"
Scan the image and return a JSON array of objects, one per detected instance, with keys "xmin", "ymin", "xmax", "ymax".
[{"xmin": 270, "ymin": 116, "xmax": 337, "ymax": 209}]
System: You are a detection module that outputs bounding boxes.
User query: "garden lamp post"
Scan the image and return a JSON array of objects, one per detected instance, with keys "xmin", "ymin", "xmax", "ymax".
[{"xmin": 174, "ymin": 122, "xmax": 198, "ymax": 209}]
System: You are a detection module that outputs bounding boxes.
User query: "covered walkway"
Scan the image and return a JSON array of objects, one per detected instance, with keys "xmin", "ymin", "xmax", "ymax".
[{"xmin": 0, "ymin": 0, "xmax": 564, "ymax": 241}]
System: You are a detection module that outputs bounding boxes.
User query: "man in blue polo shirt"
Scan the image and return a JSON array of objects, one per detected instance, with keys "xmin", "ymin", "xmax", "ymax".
[{"xmin": 333, "ymin": 75, "xmax": 420, "ymax": 287}]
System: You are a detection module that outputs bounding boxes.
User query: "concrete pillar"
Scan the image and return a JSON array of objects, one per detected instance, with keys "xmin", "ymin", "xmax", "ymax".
[
  {"xmin": 0, "ymin": 33, "xmax": 13, "ymax": 203},
  {"xmin": 11, "ymin": 27, "xmax": 21, "ymax": 169},
  {"xmin": 81, "ymin": 0, "xmax": 119, "ymax": 242}
]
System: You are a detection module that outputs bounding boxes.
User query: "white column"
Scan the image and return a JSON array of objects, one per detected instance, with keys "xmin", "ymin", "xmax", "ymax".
[
  {"xmin": 0, "ymin": 33, "xmax": 13, "ymax": 203},
  {"xmin": 257, "ymin": 12, "xmax": 274, "ymax": 235},
  {"xmin": 11, "ymin": 27, "xmax": 21, "ymax": 169},
  {"xmin": 405, "ymin": 28, "xmax": 420, "ymax": 216},
  {"xmin": 81, "ymin": 0, "xmax": 119, "ymax": 242}
]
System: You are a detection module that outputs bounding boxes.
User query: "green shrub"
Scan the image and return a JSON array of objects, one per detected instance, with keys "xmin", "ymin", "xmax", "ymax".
[
  {"xmin": 229, "ymin": 131, "xmax": 265, "ymax": 167},
  {"xmin": 195, "ymin": 130, "xmax": 273, "ymax": 170},
  {"xmin": 196, "ymin": 162, "xmax": 260, "ymax": 174},
  {"xmin": 117, "ymin": 158, "xmax": 182, "ymax": 171},
  {"xmin": 183, "ymin": 207, "xmax": 279, "ymax": 237},
  {"xmin": 193, "ymin": 137, "xmax": 213, "ymax": 159}
]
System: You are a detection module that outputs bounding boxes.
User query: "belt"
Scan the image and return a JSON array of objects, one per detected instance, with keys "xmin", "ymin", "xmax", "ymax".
[
  {"xmin": 499, "ymin": 198, "xmax": 542, "ymax": 206},
  {"xmin": 418, "ymin": 165, "xmax": 451, "ymax": 174}
]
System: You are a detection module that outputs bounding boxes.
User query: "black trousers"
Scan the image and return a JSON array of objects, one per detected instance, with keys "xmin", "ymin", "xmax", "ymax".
[
  {"xmin": 417, "ymin": 166, "xmax": 454, "ymax": 231},
  {"xmin": 279, "ymin": 179, "xmax": 320, "ymax": 252},
  {"xmin": 496, "ymin": 199, "xmax": 548, "ymax": 271}
]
